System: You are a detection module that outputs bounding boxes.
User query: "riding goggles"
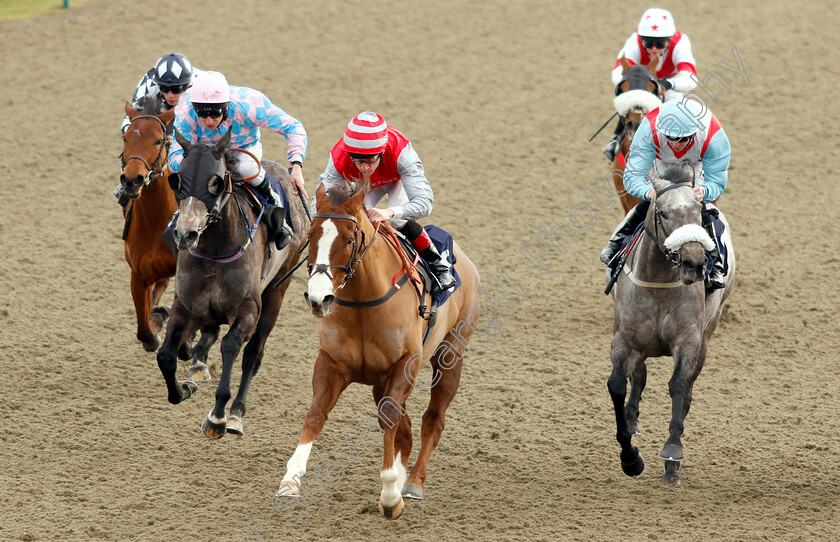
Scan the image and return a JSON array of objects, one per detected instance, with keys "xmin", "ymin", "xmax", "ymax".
[
  {"xmin": 665, "ymin": 133, "xmax": 694, "ymax": 143},
  {"xmin": 641, "ymin": 38, "xmax": 670, "ymax": 50},
  {"xmin": 350, "ymin": 154, "xmax": 382, "ymax": 165},
  {"xmin": 159, "ymin": 84, "xmax": 189, "ymax": 94},
  {"xmin": 195, "ymin": 106, "xmax": 226, "ymax": 119}
]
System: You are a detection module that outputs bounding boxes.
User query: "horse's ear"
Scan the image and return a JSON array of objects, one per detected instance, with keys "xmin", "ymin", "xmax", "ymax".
[
  {"xmin": 620, "ymin": 55, "xmax": 631, "ymax": 74},
  {"xmin": 168, "ymin": 171, "xmax": 181, "ymax": 192},
  {"xmin": 650, "ymin": 176, "xmax": 669, "ymax": 195},
  {"xmin": 214, "ymin": 130, "xmax": 232, "ymax": 157},
  {"xmin": 647, "ymin": 52, "xmax": 660, "ymax": 75},
  {"xmin": 349, "ymin": 182, "xmax": 366, "ymax": 208},
  {"xmin": 159, "ymin": 108, "xmax": 175, "ymax": 125},
  {"xmin": 315, "ymin": 183, "xmax": 329, "ymax": 210},
  {"xmin": 174, "ymin": 128, "xmax": 191, "ymax": 154},
  {"xmin": 125, "ymin": 101, "xmax": 138, "ymax": 120}
]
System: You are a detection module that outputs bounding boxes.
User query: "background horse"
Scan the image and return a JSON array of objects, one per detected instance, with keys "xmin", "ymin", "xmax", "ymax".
[
  {"xmin": 275, "ymin": 182, "xmax": 480, "ymax": 519},
  {"xmin": 120, "ymin": 97, "xmax": 178, "ymax": 351},
  {"xmin": 606, "ymin": 165, "xmax": 735, "ymax": 485},
  {"xmin": 155, "ymin": 129, "xmax": 309, "ymax": 438},
  {"xmin": 609, "ymin": 55, "xmax": 663, "ymax": 214}
]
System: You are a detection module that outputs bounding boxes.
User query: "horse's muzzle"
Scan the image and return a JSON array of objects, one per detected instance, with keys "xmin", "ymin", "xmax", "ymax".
[
  {"xmin": 679, "ymin": 259, "xmax": 706, "ymax": 285},
  {"xmin": 120, "ymin": 173, "xmax": 144, "ymax": 198},
  {"xmin": 304, "ymin": 291, "xmax": 334, "ymax": 318},
  {"xmin": 174, "ymin": 229, "xmax": 199, "ymax": 252}
]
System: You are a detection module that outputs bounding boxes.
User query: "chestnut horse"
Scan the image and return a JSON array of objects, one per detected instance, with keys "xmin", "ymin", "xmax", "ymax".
[
  {"xmin": 120, "ymin": 98, "xmax": 218, "ymax": 367},
  {"xmin": 156, "ymin": 129, "xmax": 309, "ymax": 438},
  {"xmin": 609, "ymin": 54, "xmax": 663, "ymax": 214},
  {"xmin": 275, "ymin": 182, "xmax": 480, "ymax": 519}
]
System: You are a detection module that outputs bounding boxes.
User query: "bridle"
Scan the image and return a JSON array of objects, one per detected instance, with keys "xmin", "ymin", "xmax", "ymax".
[
  {"xmin": 121, "ymin": 115, "xmax": 169, "ymax": 184},
  {"xmin": 307, "ymin": 213, "xmax": 380, "ymax": 291},
  {"xmin": 644, "ymin": 182, "xmax": 695, "ymax": 265}
]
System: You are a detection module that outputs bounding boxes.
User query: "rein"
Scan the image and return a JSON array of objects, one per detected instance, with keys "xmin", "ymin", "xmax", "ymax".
[{"xmin": 121, "ymin": 115, "xmax": 170, "ymax": 184}]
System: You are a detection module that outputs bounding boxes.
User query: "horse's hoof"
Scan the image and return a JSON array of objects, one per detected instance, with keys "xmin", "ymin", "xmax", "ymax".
[
  {"xmin": 620, "ymin": 447, "xmax": 645, "ymax": 477},
  {"xmin": 201, "ymin": 417, "xmax": 226, "ymax": 439},
  {"xmin": 401, "ymin": 483, "xmax": 424, "ymax": 500},
  {"xmin": 274, "ymin": 481, "xmax": 300, "ymax": 498},
  {"xmin": 226, "ymin": 416, "xmax": 243, "ymax": 435},
  {"xmin": 660, "ymin": 444, "xmax": 683, "ymax": 462},
  {"xmin": 661, "ymin": 471, "xmax": 681, "ymax": 485},
  {"xmin": 188, "ymin": 365, "xmax": 212, "ymax": 383},
  {"xmin": 379, "ymin": 497, "xmax": 405, "ymax": 520},
  {"xmin": 143, "ymin": 335, "xmax": 162, "ymax": 352}
]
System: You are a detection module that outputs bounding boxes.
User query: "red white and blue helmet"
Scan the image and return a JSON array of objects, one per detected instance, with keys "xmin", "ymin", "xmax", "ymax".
[
  {"xmin": 344, "ymin": 112, "xmax": 388, "ymax": 155},
  {"xmin": 638, "ymin": 8, "xmax": 676, "ymax": 39},
  {"xmin": 191, "ymin": 71, "xmax": 230, "ymax": 105},
  {"xmin": 152, "ymin": 53, "xmax": 193, "ymax": 86}
]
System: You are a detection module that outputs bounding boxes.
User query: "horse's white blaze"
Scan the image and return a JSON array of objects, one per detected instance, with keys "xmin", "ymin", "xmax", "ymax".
[
  {"xmin": 380, "ymin": 451, "xmax": 405, "ymax": 507},
  {"xmin": 307, "ymin": 219, "xmax": 339, "ymax": 303},
  {"xmin": 663, "ymin": 224, "xmax": 714, "ymax": 252},
  {"xmin": 176, "ymin": 197, "xmax": 206, "ymax": 234},
  {"xmin": 281, "ymin": 442, "xmax": 313, "ymax": 484}
]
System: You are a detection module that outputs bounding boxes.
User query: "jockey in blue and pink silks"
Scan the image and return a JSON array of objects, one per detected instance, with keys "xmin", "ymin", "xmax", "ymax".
[
  {"xmin": 168, "ymin": 71, "xmax": 308, "ymax": 249},
  {"xmin": 600, "ymin": 97, "xmax": 731, "ymax": 289}
]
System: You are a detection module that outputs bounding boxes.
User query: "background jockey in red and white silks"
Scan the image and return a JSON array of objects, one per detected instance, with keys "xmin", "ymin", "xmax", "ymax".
[
  {"xmin": 600, "ymin": 98, "xmax": 731, "ymax": 289},
  {"xmin": 604, "ymin": 8, "xmax": 699, "ymax": 161},
  {"xmin": 313, "ymin": 111, "xmax": 456, "ymax": 293}
]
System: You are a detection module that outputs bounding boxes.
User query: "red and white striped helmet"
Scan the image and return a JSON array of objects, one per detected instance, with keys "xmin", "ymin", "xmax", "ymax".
[
  {"xmin": 343, "ymin": 112, "xmax": 388, "ymax": 155},
  {"xmin": 637, "ymin": 8, "xmax": 675, "ymax": 39}
]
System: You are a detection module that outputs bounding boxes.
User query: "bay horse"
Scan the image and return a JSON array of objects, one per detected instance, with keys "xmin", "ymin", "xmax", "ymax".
[
  {"xmin": 275, "ymin": 181, "xmax": 480, "ymax": 519},
  {"xmin": 120, "ymin": 97, "xmax": 218, "ymax": 370},
  {"xmin": 155, "ymin": 129, "xmax": 309, "ymax": 438},
  {"xmin": 606, "ymin": 165, "xmax": 735, "ymax": 485},
  {"xmin": 610, "ymin": 54, "xmax": 663, "ymax": 214}
]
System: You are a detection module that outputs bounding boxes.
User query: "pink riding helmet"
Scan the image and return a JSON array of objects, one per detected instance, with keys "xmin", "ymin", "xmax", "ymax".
[{"xmin": 191, "ymin": 71, "xmax": 230, "ymax": 104}]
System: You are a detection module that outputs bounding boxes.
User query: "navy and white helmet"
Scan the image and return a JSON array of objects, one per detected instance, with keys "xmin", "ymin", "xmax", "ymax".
[{"xmin": 151, "ymin": 53, "xmax": 193, "ymax": 86}]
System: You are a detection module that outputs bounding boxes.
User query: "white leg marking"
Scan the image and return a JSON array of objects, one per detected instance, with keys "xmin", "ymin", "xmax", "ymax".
[
  {"xmin": 380, "ymin": 451, "xmax": 404, "ymax": 507},
  {"xmin": 207, "ymin": 409, "xmax": 226, "ymax": 425},
  {"xmin": 307, "ymin": 220, "xmax": 338, "ymax": 303},
  {"xmin": 282, "ymin": 442, "xmax": 313, "ymax": 484}
]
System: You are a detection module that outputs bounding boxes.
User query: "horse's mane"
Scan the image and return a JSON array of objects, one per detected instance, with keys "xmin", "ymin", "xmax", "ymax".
[
  {"xmin": 326, "ymin": 180, "xmax": 366, "ymax": 207},
  {"xmin": 135, "ymin": 95, "xmax": 163, "ymax": 116},
  {"xmin": 656, "ymin": 164, "xmax": 694, "ymax": 185}
]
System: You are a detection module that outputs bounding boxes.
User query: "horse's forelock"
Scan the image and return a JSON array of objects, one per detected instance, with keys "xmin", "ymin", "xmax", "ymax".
[
  {"xmin": 326, "ymin": 180, "xmax": 365, "ymax": 207},
  {"xmin": 135, "ymin": 95, "xmax": 162, "ymax": 116}
]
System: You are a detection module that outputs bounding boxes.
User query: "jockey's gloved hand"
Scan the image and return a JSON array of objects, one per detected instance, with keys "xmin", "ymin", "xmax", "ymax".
[{"xmin": 660, "ymin": 79, "xmax": 674, "ymax": 90}]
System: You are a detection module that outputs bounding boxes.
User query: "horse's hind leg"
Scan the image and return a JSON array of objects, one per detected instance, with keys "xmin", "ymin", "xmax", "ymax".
[
  {"xmin": 607, "ymin": 340, "xmax": 647, "ymax": 477},
  {"xmin": 277, "ymin": 350, "xmax": 349, "ymax": 497},
  {"xmin": 188, "ymin": 325, "xmax": 220, "ymax": 383},
  {"xmin": 625, "ymin": 363, "xmax": 647, "ymax": 436},
  {"xmin": 201, "ymin": 301, "xmax": 258, "ymax": 440}
]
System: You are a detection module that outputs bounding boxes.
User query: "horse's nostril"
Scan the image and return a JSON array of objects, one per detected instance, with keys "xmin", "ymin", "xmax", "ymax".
[
  {"xmin": 322, "ymin": 295, "xmax": 334, "ymax": 308},
  {"xmin": 185, "ymin": 231, "xmax": 198, "ymax": 245}
]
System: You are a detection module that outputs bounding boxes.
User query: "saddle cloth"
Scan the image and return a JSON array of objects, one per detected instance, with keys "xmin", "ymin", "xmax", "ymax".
[{"xmin": 395, "ymin": 225, "xmax": 461, "ymax": 307}]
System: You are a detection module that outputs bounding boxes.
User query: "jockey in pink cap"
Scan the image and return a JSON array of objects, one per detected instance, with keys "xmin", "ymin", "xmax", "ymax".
[
  {"xmin": 313, "ymin": 111, "xmax": 456, "ymax": 293},
  {"xmin": 604, "ymin": 8, "xmax": 699, "ymax": 161}
]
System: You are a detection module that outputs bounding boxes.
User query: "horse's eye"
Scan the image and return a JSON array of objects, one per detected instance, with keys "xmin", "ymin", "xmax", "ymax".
[
  {"xmin": 346, "ymin": 238, "xmax": 354, "ymax": 247},
  {"xmin": 660, "ymin": 212, "xmax": 668, "ymax": 220},
  {"xmin": 155, "ymin": 139, "xmax": 164, "ymax": 146}
]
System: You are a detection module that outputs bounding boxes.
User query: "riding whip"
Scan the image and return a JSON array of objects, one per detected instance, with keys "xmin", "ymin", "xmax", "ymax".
[{"xmin": 588, "ymin": 112, "xmax": 619, "ymax": 142}]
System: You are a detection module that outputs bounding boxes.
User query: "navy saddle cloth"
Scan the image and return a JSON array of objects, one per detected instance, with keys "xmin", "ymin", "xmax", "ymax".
[{"xmin": 398, "ymin": 225, "xmax": 462, "ymax": 306}]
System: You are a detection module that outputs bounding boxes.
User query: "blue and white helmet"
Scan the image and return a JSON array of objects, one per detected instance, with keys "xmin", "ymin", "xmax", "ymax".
[
  {"xmin": 151, "ymin": 53, "xmax": 193, "ymax": 86},
  {"xmin": 656, "ymin": 99, "xmax": 702, "ymax": 138}
]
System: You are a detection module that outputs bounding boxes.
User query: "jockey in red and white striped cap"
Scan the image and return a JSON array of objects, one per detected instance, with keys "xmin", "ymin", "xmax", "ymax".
[{"xmin": 313, "ymin": 111, "xmax": 456, "ymax": 293}]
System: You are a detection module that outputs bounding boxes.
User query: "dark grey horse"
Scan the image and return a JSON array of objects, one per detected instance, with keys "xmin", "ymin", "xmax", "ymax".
[
  {"xmin": 606, "ymin": 165, "xmax": 735, "ymax": 485},
  {"xmin": 156, "ymin": 129, "xmax": 309, "ymax": 438}
]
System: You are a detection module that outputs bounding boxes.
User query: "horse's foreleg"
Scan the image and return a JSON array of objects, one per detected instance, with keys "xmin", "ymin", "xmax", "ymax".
[
  {"xmin": 188, "ymin": 325, "xmax": 220, "ymax": 383},
  {"xmin": 607, "ymin": 340, "xmax": 647, "ymax": 477},
  {"xmin": 277, "ymin": 350, "xmax": 349, "ymax": 498},
  {"xmin": 151, "ymin": 278, "xmax": 169, "ymax": 307},
  {"xmin": 373, "ymin": 386, "xmax": 412, "ymax": 495},
  {"xmin": 378, "ymin": 353, "xmax": 420, "ymax": 520},
  {"xmin": 131, "ymin": 271, "xmax": 160, "ymax": 351},
  {"xmin": 156, "ymin": 301, "xmax": 198, "ymax": 405},
  {"xmin": 625, "ymin": 363, "xmax": 647, "ymax": 436},
  {"xmin": 201, "ymin": 301, "xmax": 258, "ymax": 440},
  {"xmin": 660, "ymin": 341, "xmax": 706, "ymax": 485}
]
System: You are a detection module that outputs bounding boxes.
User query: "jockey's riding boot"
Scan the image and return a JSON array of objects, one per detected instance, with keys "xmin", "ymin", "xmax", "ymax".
[
  {"xmin": 603, "ymin": 134, "xmax": 620, "ymax": 161},
  {"xmin": 704, "ymin": 222, "xmax": 725, "ymax": 290},
  {"xmin": 256, "ymin": 179, "xmax": 283, "ymax": 207},
  {"xmin": 421, "ymin": 243, "xmax": 456, "ymax": 294},
  {"xmin": 114, "ymin": 184, "xmax": 130, "ymax": 207},
  {"xmin": 600, "ymin": 202, "xmax": 647, "ymax": 265},
  {"xmin": 255, "ymin": 180, "xmax": 290, "ymax": 250}
]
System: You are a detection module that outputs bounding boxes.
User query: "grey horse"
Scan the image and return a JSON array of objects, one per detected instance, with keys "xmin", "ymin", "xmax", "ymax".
[
  {"xmin": 155, "ymin": 130, "xmax": 310, "ymax": 438},
  {"xmin": 606, "ymin": 165, "xmax": 735, "ymax": 485}
]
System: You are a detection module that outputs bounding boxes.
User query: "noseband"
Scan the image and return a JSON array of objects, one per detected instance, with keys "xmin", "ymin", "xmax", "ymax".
[
  {"xmin": 644, "ymin": 182, "xmax": 694, "ymax": 265},
  {"xmin": 308, "ymin": 213, "xmax": 379, "ymax": 290},
  {"xmin": 121, "ymin": 115, "xmax": 170, "ymax": 183}
]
